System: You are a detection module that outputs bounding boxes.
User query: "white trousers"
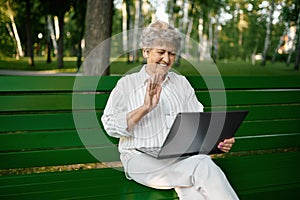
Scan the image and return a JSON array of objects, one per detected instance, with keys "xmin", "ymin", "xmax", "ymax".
[{"xmin": 126, "ymin": 153, "xmax": 239, "ymax": 200}]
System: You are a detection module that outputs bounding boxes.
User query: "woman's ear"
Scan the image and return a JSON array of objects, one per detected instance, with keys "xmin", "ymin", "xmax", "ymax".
[{"xmin": 142, "ymin": 49, "xmax": 148, "ymax": 58}]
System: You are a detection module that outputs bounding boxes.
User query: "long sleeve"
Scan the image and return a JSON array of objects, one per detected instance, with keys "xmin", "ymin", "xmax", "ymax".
[
  {"xmin": 182, "ymin": 76, "xmax": 204, "ymax": 112},
  {"xmin": 101, "ymin": 87, "xmax": 132, "ymax": 138}
]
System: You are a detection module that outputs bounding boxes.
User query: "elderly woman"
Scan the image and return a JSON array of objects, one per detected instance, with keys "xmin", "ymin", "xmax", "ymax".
[{"xmin": 101, "ymin": 21, "xmax": 238, "ymax": 200}]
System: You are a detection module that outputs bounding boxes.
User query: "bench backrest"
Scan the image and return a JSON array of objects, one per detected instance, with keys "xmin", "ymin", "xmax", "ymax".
[{"xmin": 0, "ymin": 75, "xmax": 300, "ymax": 169}]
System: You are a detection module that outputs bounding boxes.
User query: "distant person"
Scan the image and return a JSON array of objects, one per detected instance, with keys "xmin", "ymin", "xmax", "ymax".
[{"xmin": 102, "ymin": 20, "xmax": 238, "ymax": 200}]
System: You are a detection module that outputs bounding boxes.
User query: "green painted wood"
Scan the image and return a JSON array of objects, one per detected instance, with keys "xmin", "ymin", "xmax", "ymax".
[
  {"xmin": 196, "ymin": 89, "xmax": 300, "ymax": 106},
  {"xmin": 232, "ymin": 133, "xmax": 300, "ymax": 152},
  {"xmin": 0, "ymin": 90, "xmax": 299, "ymax": 111},
  {"xmin": 187, "ymin": 76, "xmax": 300, "ymax": 90},
  {"xmin": 0, "ymin": 93, "xmax": 109, "ymax": 112},
  {"xmin": 1, "ymin": 104, "xmax": 299, "ymax": 132},
  {"xmin": 237, "ymin": 184, "xmax": 300, "ymax": 200},
  {"xmin": 1, "ymin": 120, "xmax": 299, "ymax": 152},
  {"xmin": 236, "ymin": 119, "xmax": 300, "ymax": 136},
  {"xmin": 0, "ymin": 168, "xmax": 177, "ymax": 200},
  {"xmin": 1, "ymin": 76, "xmax": 300, "ymax": 92},
  {"xmin": 0, "ymin": 111, "xmax": 103, "ymax": 132},
  {"xmin": 205, "ymin": 104, "xmax": 300, "ymax": 121},
  {"xmin": 0, "ymin": 133, "xmax": 299, "ymax": 169},
  {"xmin": 215, "ymin": 151, "xmax": 300, "ymax": 193},
  {"xmin": 0, "ymin": 129, "xmax": 118, "ymax": 151},
  {"xmin": 0, "ymin": 146, "xmax": 120, "ymax": 169},
  {"xmin": 1, "ymin": 75, "xmax": 299, "ymax": 199},
  {"xmin": 0, "ymin": 76, "xmax": 121, "ymax": 92},
  {"xmin": 0, "ymin": 152, "xmax": 299, "ymax": 200}
]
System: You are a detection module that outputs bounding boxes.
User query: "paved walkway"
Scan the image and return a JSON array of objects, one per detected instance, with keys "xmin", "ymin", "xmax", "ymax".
[{"xmin": 0, "ymin": 69, "xmax": 80, "ymax": 76}]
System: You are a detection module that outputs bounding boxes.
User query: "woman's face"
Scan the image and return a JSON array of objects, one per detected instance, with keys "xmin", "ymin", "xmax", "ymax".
[{"xmin": 144, "ymin": 41, "xmax": 177, "ymax": 77}]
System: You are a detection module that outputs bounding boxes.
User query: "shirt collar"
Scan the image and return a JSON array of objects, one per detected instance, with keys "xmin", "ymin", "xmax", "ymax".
[{"xmin": 140, "ymin": 65, "xmax": 172, "ymax": 86}]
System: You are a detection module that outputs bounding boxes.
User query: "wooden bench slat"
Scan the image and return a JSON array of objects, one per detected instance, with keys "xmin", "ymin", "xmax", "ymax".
[
  {"xmin": 216, "ymin": 151, "xmax": 300, "ymax": 199},
  {"xmin": 233, "ymin": 133, "xmax": 300, "ymax": 152},
  {"xmin": 1, "ymin": 90, "xmax": 299, "ymax": 111},
  {"xmin": 0, "ymin": 112, "xmax": 103, "ymax": 132},
  {"xmin": 1, "ymin": 75, "xmax": 299, "ymax": 199},
  {"xmin": 0, "ymin": 129, "xmax": 118, "ymax": 151},
  {"xmin": 0, "ymin": 146, "xmax": 120, "ymax": 169},
  {"xmin": 1, "ymin": 133, "xmax": 299, "ymax": 169},
  {"xmin": 1, "ymin": 119, "xmax": 299, "ymax": 152},
  {"xmin": 1, "ymin": 104, "xmax": 299, "ymax": 132},
  {"xmin": 0, "ymin": 94, "xmax": 109, "ymax": 112},
  {"xmin": 0, "ymin": 76, "xmax": 121, "ymax": 92},
  {"xmin": 1, "ymin": 152, "xmax": 299, "ymax": 200},
  {"xmin": 196, "ymin": 90, "xmax": 300, "ymax": 106},
  {"xmin": 1, "ymin": 76, "xmax": 300, "ymax": 92},
  {"xmin": 187, "ymin": 76, "xmax": 300, "ymax": 90},
  {"xmin": 237, "ymin": 183, "xmax": 300, "ymax": 200},
  {"xmin": 237, "ymin": 119, "xmax": 300, "ymax": 136},
  {"xmin": 0, "ymin": 168, "xmax": 177, "ymax": 200}
]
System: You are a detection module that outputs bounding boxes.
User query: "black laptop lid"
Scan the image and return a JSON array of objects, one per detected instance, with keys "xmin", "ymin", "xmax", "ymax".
[{"xmin": 157, "ymin": 110, "xmax": 248, "ymax": 158}]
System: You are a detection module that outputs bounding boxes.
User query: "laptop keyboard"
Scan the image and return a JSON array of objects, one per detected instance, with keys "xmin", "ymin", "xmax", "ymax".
[{"xmin": 139, "ymin": 147, "xmax": 161, "ymax": 157}]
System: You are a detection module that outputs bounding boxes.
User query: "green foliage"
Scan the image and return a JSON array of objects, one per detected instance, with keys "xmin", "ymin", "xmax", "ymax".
[{"xmin": 0, "ymin": 7, "xmax": 14, "ymax": 57}]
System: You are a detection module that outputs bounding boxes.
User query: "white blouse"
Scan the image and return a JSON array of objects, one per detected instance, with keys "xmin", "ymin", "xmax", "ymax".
[{"xmin": 101, "ymin": 66, "xmax": 204, "ymax": 163}]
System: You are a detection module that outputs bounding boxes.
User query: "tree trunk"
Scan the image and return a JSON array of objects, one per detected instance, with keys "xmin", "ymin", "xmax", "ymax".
[
  {"xmin": 198, "ymin": 17, "xmax": 205, "ymax": 61},
  {"xmin": 83, "ymin": 0, "xmax": 113, "ymax": 75},
  {"xmin": 208, "ymin": 13, "xmax": 213, "ymax": 57},
  {"xmin": 261, "ymin": 0, "xmax": 275, "ymax": 66},
  {"xmin": 57, "ymin": 12, "xmax": 64, "ymax": 69},
  {"xmin": 294, "ymin": 10, "xmax": 300, "ymax": 70},
  {"xmin": 213, "ymin": 11, "xmax": 220, "ymax": 63},
  {"xmin": 46, "ymin": 41, "xmax": 52, "ymax": 63},
  {"xmin": 168, "ymin": 0, "xmax": 175, "ymax": 26},
  {"xmin": 272, "ymin": 23, "xmax": 288, "ymax": 63},
  {"xmin": 25, "ymin": 0, "xmax": 34, "ymax": 66},
  {"xmin": 132, "ymin": 0, "xmax": 143, "ymax": 62},
  {"xmin": 126, "ymin": 0, "xmax": 133, "ymax": 63},
  {"xmin": 7, "ymin": 2, "xmax": 23, "ymax": 59},
  {"xmin": 122, "ymin": 1, "xmax": 128, "ymax": 52},
  {"xmin": 47, "ymin": 15, "xmax": 57, "ymax": 57}
]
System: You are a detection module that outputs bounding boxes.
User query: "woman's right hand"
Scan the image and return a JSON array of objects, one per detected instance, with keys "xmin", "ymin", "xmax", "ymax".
[
  {"xmin": 143, "ymin": 73, "xmax": 163, "ymax": 112},
  {"xmin": 126, "ymin": 73, "xmax": 163, "ymax": 131}
]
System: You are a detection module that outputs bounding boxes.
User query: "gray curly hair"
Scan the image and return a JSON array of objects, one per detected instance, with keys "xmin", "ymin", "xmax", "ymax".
[{"xmin": 139, "ymin": 20, "xmax": 182, "ymax": 51}]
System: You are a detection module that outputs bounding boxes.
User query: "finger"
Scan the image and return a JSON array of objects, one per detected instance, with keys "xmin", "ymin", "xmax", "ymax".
[
  {"xmin": 153, "ymin": 74, "xmax": 159, "ymax": 89},
  {"xmin": 147, "ymin": 79, "xmax": 155, "ymax": 97},
  {"xmin": 224, "ymin": 138, "xmax": 235, "ymax": 144},
  {"xmin": 218, "ymin": 141, "xmax": 233, "ymax": 152},
  {"xmin": 219, "ymin": 144, "xmax": 231, "ymax": 152}
]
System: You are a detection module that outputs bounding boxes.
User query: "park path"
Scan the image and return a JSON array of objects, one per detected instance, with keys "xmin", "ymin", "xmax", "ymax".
[{"xmin": 0, "ymin": 69, "xmax": 79, "ymax": 76}]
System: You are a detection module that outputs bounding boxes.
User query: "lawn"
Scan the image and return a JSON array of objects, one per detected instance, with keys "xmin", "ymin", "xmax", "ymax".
[{"xmin": 0, "ymin": 56, "xmax": 300, "ymax": 76}]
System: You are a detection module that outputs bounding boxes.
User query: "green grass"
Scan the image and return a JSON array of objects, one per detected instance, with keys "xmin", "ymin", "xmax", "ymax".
[
  {"xmin": 0, "ymin": 56, "xmax": 78, "ymax": 73},
  {"xmin": 1, "ymin": 56, "xmax": 300, "ymax": 76},
  {"xmin": 110, "ymin": 57, "xmax": 300, "ymax": 76}
]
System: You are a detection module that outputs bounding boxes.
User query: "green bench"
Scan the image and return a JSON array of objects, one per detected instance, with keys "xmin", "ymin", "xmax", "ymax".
[{"xmin": 0, "ymin": 75, "xmax": 299, "ymax": 200}]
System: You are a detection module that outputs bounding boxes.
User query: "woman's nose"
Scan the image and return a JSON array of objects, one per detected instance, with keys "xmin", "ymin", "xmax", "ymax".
[{"xmin": 162, "ymin": 51, "xmax": 170, "ymax": 63}]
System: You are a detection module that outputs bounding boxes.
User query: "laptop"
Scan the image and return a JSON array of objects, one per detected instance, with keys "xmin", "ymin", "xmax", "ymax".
[{"xmin": 136, "ymin": 110, "xmax": 248, "ymax": 159}]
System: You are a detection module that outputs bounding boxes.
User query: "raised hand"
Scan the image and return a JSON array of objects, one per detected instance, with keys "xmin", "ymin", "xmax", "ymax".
[
  {"xmin": 143, "ymin": 73, "xmax": 163, "ymax": 112},
  {"xmin": 126, "ymin": 73, "xmax": 163, "ymax": 131}
]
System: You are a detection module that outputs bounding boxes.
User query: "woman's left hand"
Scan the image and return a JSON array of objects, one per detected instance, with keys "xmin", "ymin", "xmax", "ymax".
[{"xmin": 217, "ymin": 138, "xmax": 235, "ymax": 153}]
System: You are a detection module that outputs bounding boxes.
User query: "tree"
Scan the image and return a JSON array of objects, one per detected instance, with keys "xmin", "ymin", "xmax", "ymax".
[
  {"xmin": 261, "ymin": 0, "xmax": 275, "ymax": 66},
  {"xmin": 40, "ymin": 0, "xmax": 72, "ymax": 68},
  {"xmin": 83, "ymin": 0, "xmax": 113, "ymax": 75},
  {"xmin": 294, "ymin": 9, "xmax": 300, "ymax": 70},
  {"xmin": 0, "ymin": 1, "xmax": 15, "ymax": 57},
  {"xmin": 2, "ymin": 0, "xmax": 24, "ymax": 59},
  {"xmin": 71, "ymin": 0, "xmax": 87, "ymax": 70},
  {"xmin": 25, "ymin": 0, "xmax": 34, "ymax": 66}
]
